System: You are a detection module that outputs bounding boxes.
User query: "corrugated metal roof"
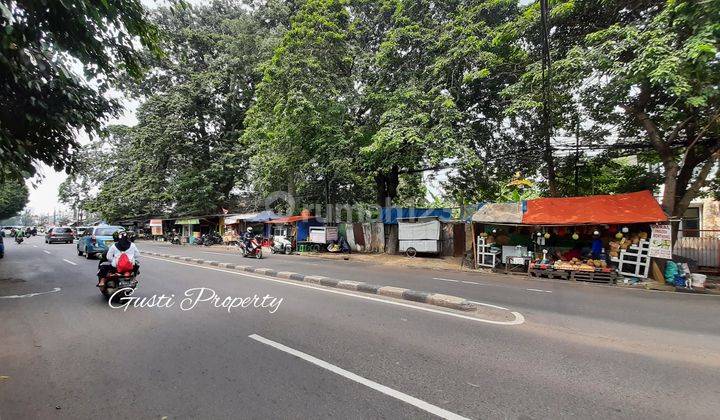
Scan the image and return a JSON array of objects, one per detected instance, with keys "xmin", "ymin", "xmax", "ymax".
[{"xmin": 471, "ymin": 202, "xmax": 524, "ymax": 224}]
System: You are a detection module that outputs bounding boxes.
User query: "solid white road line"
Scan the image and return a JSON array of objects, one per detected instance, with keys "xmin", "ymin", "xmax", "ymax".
[
  {"xmin": 143, "ymin": 255, "xmax": 525, "ymax": 326},
  {"xmin": 433, "ymin": 277, "xmax": 459, "ymax": 283},
  {"xmin": 526, "ymin": 288, "xmax": 552, "ymax": 293},
  {"xmin": 62, "ymin": 259, "xmax": 77, "ymax": 266},
  {"xmin": 0, "ymin": 287, "xmax": 61, "ymax": 299},
  {"xmin": 201, "ymin": 251, "xmax": 239, "ymax": 256},
  {"xmin": 32, "ymin": 245, "xmax": 38, "ymax": 248},
  {"xmin": 461, "ymin": 280, "xmax": 483, "ymax": 285},
  {"xmin": 42, "ymin": 250, "xmax": 51, "ymax": 254},
  {"xmin": 468, "ymin": 300, "xmax": 508, "ymax": 311},
  {"xmin": 249, "ymin": 334, "xmax": 470, "ymax": 420}
]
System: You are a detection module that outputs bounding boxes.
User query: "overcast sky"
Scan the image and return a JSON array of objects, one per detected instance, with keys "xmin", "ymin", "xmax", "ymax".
[{"xmin": 25, "ymin": 101, "xmax": 139, "ymax": 215}]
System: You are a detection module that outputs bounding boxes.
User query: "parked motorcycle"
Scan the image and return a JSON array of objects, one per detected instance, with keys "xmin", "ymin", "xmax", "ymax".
[
  {"xmin": 168, "ymin": 233, "xmax": 181, "ymax": 245},
  {"xmin": 271, "ymin": 235, "xmax": 293, "ymax": 255},
  {"xmin": 201, "ymin": 231, "xmax": 222, "ymax": 247},
  {"xmin": 238, "ymin": 235, "xmax": 263, "ymax": 259}
]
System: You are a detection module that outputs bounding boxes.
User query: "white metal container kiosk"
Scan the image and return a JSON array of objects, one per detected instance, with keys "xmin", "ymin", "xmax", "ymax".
[
  {"xmin": 309, "ymin": 226, "xmax": 339, "ymax": 244},
  {"xmin": 398, "ymin": 217, "xmax": 441, "ymax": 257}
]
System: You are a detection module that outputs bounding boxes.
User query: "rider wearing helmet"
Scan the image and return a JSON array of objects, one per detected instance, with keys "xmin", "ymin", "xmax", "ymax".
[
  {"xmin": 97, "ymin": 231, "xmax": 140, "ymax": 287},
  {"xmin": 242, "ymin": 227, "xmax": 254, "ymax": 251}
]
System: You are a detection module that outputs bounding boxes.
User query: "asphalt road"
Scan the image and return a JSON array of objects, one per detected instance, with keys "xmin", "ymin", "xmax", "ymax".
[{"xmin": 2, "ymin": 237, "xmax": 720, "ymax": 419}]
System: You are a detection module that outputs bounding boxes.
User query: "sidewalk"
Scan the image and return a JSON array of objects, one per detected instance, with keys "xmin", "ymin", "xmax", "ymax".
[
  {"xmin": 140, "ymin": 241, "xmax": 720, "ymax": 295},
  {"xmin": 300, "ymin": 251, "xmax": 472, "ymax": 272},
  {"xmin": 302, "ymin": 252, "xmax": 720, "ymax": 295}
]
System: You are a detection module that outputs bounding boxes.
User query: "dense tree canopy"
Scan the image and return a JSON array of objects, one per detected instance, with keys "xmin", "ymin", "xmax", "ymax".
[
  {"xmin": 64, "ymin": 0, "xmax": 719, "ymax": 222},
  {"xmin": 0, "ymin": 179, "xmax": 28, "ymax": 220},
  {"xmin": 61, "ymin": 0, "xmax": 289, "ymax": 219},
  {"xmin": 0, "ymin": 0, "xmax": 163, "ymax": 179}
]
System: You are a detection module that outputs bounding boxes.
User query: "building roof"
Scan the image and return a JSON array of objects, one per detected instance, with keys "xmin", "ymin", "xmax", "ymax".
[
  {"xmin": 266, "ymin": 214, "xmax": 317, "ymax": 224},
  {"xmin": 471, "ymin": 202, "xmax": 524, "ymax": 224},
  {"xmin": 522, "ymin": 190, "xmax": 668, "ymax": 225},
  {"xmin": 380, "ymin": 207, "xmax": 453, "ymax": 224}
]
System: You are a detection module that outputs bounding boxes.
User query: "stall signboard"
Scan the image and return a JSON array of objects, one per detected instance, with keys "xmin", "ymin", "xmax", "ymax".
[
  {"xmin": 648, "ymin": 223, "xmax": 672, "ymax": 259},
  {"xmin": 150, "ymin": 219, "xmax": 163, "ymax": 236}
]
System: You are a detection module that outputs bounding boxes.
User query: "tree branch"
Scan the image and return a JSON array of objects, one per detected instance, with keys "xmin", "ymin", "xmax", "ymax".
[
  {"xmin": 680, "ymin": 110, "xmax": 720, "ymax": 170},
  {"xmin": 677, "ymin": 149, "xmax": 720, "ymax": 215}
]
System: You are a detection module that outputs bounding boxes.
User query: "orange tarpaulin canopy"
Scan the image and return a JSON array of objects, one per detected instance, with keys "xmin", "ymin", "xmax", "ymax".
[
  {"xmin": 266, "ymin": 214, "xmax": 316, "ymax": 224},
  {"xmin": 522, "ymin": 191, "xmax": 668, "ymax": 226}
]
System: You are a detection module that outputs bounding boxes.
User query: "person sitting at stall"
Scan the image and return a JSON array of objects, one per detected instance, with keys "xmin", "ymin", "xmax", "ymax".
[{"xmin": 562, "ymin": 244, "xmax": 583, "ymax": 261}]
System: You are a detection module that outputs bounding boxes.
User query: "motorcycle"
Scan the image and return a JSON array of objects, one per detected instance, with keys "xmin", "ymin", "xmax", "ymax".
[
  {"xmin": 201, "ymin": 232, "xmax": 222, "ymax": 247},
  {"xmin": 238, "ymin": 235, "xmax": 263, "ymax": 259},
  {"xmin": 271, "ymin": 235, "xmax": 293, "ymax": 255},
  {"xmin": 15, "ymin": 235, "xmax": 23, "ymax": 244},
  {"xmin": 168, "ymin": 233, "xmax": 181, "ymax": 245},
  {"xmin": 98, "ymin": 264, "xmax": 138, "ymax": 301}
]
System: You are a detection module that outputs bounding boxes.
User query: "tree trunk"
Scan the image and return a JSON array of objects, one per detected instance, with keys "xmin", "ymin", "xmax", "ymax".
[
  {"xmin": 661, "ymin": 164, "xmax": 679, "ymax": 217},
  {"xmin": 375, "ymin": 165, "xmax": 400, "ymax": 207}
]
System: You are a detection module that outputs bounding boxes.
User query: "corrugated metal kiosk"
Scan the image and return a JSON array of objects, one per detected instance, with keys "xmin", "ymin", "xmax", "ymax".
[{"xmin": 398, "ymin": 217, "xmax": 441, "ymax": 256}]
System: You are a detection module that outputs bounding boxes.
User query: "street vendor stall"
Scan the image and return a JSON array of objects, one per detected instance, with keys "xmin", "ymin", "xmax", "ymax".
[
  {"xmin": 471, "ymin": 202, "xmax": 525, "ymax": 269},
  {"xmin": 521, "ymin": 191, "xmax": 668, "ymax": 283},
  {"xmin": 149, "ymin": 219, "xmax": 163, "ymax": 239},
  {"xmin": 470, "ymin": 191, "xmax": 669, "ymax": 284},
  {"xmin": 265, "ymin": 210, "xmax": 324, "ymax": 251},
  {"xmin": 224, "ymin": 211, "xmax": 279, "ymax": 244}
]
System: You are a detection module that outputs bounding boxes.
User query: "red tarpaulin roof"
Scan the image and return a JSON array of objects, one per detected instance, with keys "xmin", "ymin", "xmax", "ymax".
[{"xmin": 522, "ymin": 190, "xmax": 668, "ymax": 225}]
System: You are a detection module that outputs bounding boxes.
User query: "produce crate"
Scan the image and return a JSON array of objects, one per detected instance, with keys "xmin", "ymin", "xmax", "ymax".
[
  {"xmin": 569, "ymin": 270, "xmax": 618, "ymax": 284},
  {"xmin": 528, "ymin": 266, "xmax": 571, "ymax": 280}
]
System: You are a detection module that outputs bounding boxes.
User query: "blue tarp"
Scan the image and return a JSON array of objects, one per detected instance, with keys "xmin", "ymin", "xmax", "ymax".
[
  {"xmin": 245, "ymin": 211, "xmax": 279, "ymax": 223},
  {"xmin": 297, "ymin": 219, "xmax": 324, "ymax": 241},
  {"xmin": 380, "ymin": 208, "xmax": 454, "ymax": 224}
]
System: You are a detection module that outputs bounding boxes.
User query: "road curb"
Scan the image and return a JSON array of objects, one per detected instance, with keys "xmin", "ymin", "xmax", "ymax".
[{"xmin": 141, "ymin": 251, "xmax": 477, "ymax": 311}]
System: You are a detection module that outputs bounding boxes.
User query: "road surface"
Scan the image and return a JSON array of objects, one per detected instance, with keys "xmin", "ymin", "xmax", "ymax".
[{"xmin": 1, "ymin": 236, "xmax": 719, "ymax": 419}]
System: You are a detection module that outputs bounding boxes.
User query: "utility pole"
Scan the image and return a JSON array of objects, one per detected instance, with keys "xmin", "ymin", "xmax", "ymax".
[
  {"xmin": 574, "ymin": 116, "xmax": 580, "ymax": 196},
  {"xmin": 540, "ymin": 0, "xmax": 557, "ymax": 196}
]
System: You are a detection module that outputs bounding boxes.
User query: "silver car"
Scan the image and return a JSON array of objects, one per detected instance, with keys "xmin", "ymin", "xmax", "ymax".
[{"xmin": 45, "ymin": 227, "xmax": 74, "ymax": 244}]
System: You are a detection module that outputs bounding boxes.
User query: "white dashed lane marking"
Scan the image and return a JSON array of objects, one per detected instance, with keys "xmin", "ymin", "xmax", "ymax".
[
  {"xmin": 526, "ymin": 288, "xmax": 553, "ymax": 293},
  {"xmin": 433, "ymin": 277, "xmax": 459, "ymax": 283},
  {"xmin": 249, "ymin": 334, "xmax": 471, "ymax": 420}
]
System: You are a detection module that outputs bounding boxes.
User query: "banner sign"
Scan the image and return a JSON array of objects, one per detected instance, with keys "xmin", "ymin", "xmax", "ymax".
[{"xmin": 648, "ymin": 223, "xmax": 672, "ymax": 259}]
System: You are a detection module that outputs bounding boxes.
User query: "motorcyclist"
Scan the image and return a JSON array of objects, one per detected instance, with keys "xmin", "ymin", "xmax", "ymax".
[
  {"xmin": 97, "ymin": 231, "xmax": 140, "ymax": 287},
  {"xmin": 242, "ymin": 227, "xmax": 254, "ymax": 251}
]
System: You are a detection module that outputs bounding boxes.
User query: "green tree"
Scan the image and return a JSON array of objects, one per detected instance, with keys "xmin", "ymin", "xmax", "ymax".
[
  {"xmin": 72, "ymin": 1, "xmax": 286, "ymax": 220},
  {"xmin": 244, "ymin": 0, "xmax": 361, "ymax": 208},
  {"xmin": 356, "ymin": 0, "xmax": 461, "ymax": 206},
  {"xmin": 433, "ymin": 0, "xmax": 534, "ymax": 204},
  {"xmin": 0, "ymin": 0, "xmax": 163, "ymax": 178},
  {"xmin": 574, "ymin": 0, "xmax": 719, "ymax": 218},
  {"xmin": 505, "ymin": 1, "xmax": 719, "ymax": 216},
  {"xmin": 0, "ymin": 180, "xmax": 28, "ymax": 219}
]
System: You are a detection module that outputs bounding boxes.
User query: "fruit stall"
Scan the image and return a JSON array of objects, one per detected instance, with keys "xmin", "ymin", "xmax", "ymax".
[
  {"xmin": 472, "ymin": 191, "xmax": 669, "ymax": 284},
  {"xmin": 522, "ymin": 191, "xmax": 668, "ymax": 283}
]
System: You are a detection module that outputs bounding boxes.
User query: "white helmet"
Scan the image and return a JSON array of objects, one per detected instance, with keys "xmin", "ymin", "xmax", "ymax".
[{"xmin": 247, "ymin": 227, "xmax": 252, "ymax": 233}]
